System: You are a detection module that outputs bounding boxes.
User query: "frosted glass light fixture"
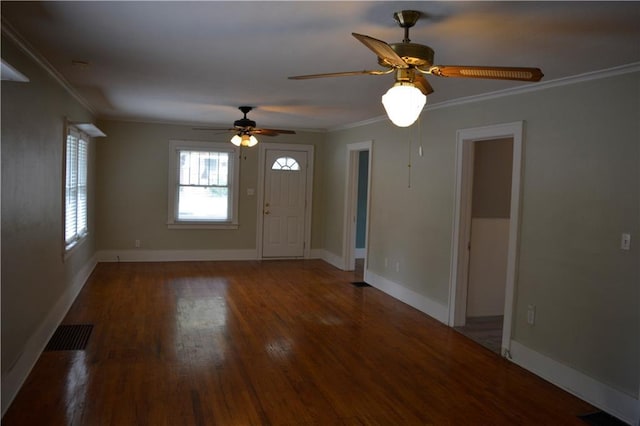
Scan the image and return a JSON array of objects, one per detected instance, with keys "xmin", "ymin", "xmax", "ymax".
[
  {"xmin": 231, "ymin": 133, "xmax": 258, "ymax": 147},
  {"xmin": 381, "ymin": 82, "xmax": 426, "ymax": 127}
]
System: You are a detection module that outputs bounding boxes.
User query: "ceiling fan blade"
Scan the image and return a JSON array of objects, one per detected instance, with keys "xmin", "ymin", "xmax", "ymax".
[
  {"xmin": 254, "ymin": 128, "xmax": 296, "ymax": 136},
  {"xmin": 413, "ymin": 73, "xmax": 434, "ymax": 95},
  {"xmin": 192, "ymin": 127, "xmax": 234, "ymax": 131},
  {"xmin": 288, "ymin": 69, "xmax": 392, "ymax": 80},
  {"xmin": 254, "ymin": 130, "xmax": 277, "ymax": 137},
  {"xmin": 428, "ymin": 66, "xmax": 543, "ymax": 82},
  {"xmin": 262, "ymin": 128, "xmax": 296, "ymax": 134},
  {"xmin": 352, "ymin": 33, "xmax": 408, "ymax": 68}
]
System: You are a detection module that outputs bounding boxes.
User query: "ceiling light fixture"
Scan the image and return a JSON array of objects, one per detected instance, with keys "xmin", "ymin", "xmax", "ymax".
[
  {"xmin": 231, "ymin": 133, "xmax": 258, "ymax": 147},
  {"xmin": 381, "ymin": 81, "xmax": 426, "ymax": 127}
]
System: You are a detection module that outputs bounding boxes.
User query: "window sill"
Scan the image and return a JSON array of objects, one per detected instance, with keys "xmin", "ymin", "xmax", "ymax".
[
  {"xmin": 64, "ymin": 234, "xmax": 88, "ymax": 260},
  {"xmin": 167, "ymin": 222, "xmax": 239, "ymax": 230}
]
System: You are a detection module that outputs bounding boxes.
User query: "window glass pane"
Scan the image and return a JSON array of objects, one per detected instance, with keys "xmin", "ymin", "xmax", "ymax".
[
  {"xmin": 178, "ymin": 186, "xmax": 229, "ymax": 220},
  {"xmin": 179, "ymin": 151, "xmax": 229, "ymax": 186},
  {"xmin": 271, "ymin": 156, "xmax": 300, "ymax": 171}
]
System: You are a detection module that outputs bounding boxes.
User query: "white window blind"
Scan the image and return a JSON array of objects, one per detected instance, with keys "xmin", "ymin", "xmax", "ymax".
[{"xmin": 65, "ymin": 129, "xmax": 88, "ymax": 250}]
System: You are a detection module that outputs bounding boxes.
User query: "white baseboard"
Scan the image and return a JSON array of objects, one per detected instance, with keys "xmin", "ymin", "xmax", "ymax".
[
  {"xmin": 96, "ymin": 249, "xmax": 258, "ymax": 262},
  {"xmin": 510, "ymin": 341, "xmax": 640, "ymax": 425},
  {"xmin": 1, "ymin": 255, "xmax": 98, "ymax": 416},
  {"xmin": 308, "ymin": 248, "xmax": 325, "ymax": 260},
  {"xmin": 364, "ymin": 270, "xmax": 449, "ymax": 324},
  {"xmin": 311, "ymin": 249, "xmax": 346, "ymax": 270}
]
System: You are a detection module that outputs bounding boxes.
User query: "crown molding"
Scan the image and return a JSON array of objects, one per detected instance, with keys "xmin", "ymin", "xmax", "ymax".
[
  {"xmin": 1, "ymin": 17, "xmax": 96, "ymax": 114},
  {"xmin": 330, "ymin": 62, "xmax": 640, "ymax": 132}
]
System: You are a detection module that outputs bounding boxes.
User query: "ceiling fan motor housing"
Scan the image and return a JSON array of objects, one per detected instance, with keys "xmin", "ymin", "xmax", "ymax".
[
  {"xmin": 383, "ymin": 43, "xmax": 434, "ymax": 68},
  {"xmin": 234, "ymin": 118, "xmax": 256, "ymax": 129}
]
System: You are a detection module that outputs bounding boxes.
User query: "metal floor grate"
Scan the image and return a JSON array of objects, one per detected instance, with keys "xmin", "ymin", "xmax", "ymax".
[
  {"xmin": 44, "ymin": 324, "xmax": 93, "ymax": 351},
  {"xmin": 351, "ymin": 281, "xmax": 371, "ymax": 288},
  {"xmin": 578, "ymin": 411, "xmax": 627, "ymax": 425}
]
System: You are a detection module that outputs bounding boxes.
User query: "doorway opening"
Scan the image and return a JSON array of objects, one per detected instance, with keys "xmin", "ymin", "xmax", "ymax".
[
  {"xmin": 343, "ymin": 141, "xmax": 372, "ymax": 282},
  {"xmin": 449, "ymin": 122, "xmax": 524, "ymax": 357}
]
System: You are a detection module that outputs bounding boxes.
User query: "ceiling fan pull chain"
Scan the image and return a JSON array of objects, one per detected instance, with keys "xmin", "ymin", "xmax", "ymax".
[
  {"xmin": 419, "ymin": 115, "xmax": 425, "ymax": 157},
  {"xmin": 407, "ymin": 129, "xmax": 412, "ymax": 189}
]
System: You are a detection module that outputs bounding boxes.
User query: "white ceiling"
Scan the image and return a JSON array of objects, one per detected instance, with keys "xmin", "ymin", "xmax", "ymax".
[{"xmin": 2, "ymin": 1, "xmax": 640, "ymax": 131}]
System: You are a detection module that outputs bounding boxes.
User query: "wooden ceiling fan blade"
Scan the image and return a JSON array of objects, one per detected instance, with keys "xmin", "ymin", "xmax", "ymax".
[
  {"xmin": 254, "ymin": 130, "xmax": 277, "ymax": 136},
  {"xmin": 254, "ymin": 128, "xmax": 296, "ymax": 136},
  {"xmin": 429, "ymin": 65, "xmax": 544, "ymax": 82},
  {"xmin": 414, "ymin": 74, "xmax": 434, "ymax": 95},
  {"xmin": 192, "ymin": 127, "xmax": 234, "ymax": 131},
  {"xmin": 352, "ymin": 33, "xmax": 408, "ymax": 68},
  {"xmin": 288, "ymin": 69, "xmax": 392, "ymax": 80},
  {"xmin": 260, "ymin": 128, "xmax": 296, "ymax": 135}
]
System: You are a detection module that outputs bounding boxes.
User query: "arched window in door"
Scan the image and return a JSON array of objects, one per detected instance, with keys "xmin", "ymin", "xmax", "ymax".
[{"xmin": 271, "ymin": 156, "xmax": 300, "ymax": 171}]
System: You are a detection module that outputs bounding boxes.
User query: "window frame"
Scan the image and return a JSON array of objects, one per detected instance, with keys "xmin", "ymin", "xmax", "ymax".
[
  {"xmin": 167, "ymin": 140, "xmax": 240, "ymax": 229},
  {"xmin": 63, "ymin": 125, "xmax": 90, "ymax": 254}
]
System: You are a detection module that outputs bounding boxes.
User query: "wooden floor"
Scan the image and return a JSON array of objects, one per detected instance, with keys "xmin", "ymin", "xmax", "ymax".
[
  {"xmin": 455, "ymin": 316, "xmax": 504, "ymax": 354},
  {"xmin": 3, "ymin": 260, "xmax": 594, "ymax": 425}
]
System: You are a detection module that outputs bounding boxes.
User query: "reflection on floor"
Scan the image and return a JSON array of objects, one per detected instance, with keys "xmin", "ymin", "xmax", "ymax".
[{"xmin": 455, "ymin": 315, "xmax": 503, "ymax": 354}]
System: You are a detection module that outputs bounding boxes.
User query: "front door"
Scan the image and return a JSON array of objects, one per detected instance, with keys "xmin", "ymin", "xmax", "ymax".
[{"xmin": 262, "ymin": 149, "xmax": 308, "ymax": 257}]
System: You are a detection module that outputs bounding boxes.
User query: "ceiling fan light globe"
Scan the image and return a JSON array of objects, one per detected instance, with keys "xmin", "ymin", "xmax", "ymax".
[
  {"xmin": 381, "ymin": 83, "xmax": 426, "ymax": 127},
  {"xmin": 247, "ymin": 135, "xmax": 259, "ymax": 147},
  {"xmin": 231, "ymin": 134, "xmax": 242, "ymax": 146}
]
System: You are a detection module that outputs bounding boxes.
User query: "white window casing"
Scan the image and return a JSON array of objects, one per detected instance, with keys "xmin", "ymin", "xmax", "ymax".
[{"xmin": 167, "ymin": 140, "xmax": 240, "ymax": 229}]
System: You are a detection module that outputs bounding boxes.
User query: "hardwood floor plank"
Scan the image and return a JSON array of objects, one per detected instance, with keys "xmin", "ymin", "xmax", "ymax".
[{"xmin": 3, "ymin": 260, "xmax": 594, "ymax": 425}]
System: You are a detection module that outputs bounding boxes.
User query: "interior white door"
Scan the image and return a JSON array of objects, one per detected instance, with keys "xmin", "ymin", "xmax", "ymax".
[{"xmin": 262, "ymin": 149, "xmax": 308, "ymax": 257}]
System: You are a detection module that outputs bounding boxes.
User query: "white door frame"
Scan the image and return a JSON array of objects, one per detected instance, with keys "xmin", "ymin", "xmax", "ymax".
[
  {"xmin": 257, "ymin": 143, "xmax": 314, "ymax": 259},
  {"xmin": 342, "ymin": 141, "xmax": 373, "ymax": 271},
  {"xmin": 448, "ymin": 122, "xmax": 524, "ymax": 357}
]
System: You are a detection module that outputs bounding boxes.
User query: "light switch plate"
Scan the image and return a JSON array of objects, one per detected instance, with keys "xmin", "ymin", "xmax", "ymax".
[{"xmin": 621, "ymin": 233, "xmax": 631, "ymax": 250}]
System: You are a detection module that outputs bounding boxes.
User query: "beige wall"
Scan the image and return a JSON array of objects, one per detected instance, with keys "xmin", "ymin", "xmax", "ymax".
[
  {"xmin": 322, "ymin": 72, "xmax": 639, "ymax": 398},
  {"xmin": 472, "ymin": 138, "xmax": 513, "ymax": 218},
  {"xmin": 1, "ymin": 36, "xmax": 96, "ymax": 408},
  {"xmin": 95, "ymin": 120, "xmax": 327, "ymax": 253}
]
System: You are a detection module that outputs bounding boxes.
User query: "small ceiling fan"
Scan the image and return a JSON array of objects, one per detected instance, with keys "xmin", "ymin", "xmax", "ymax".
[
  {"xmin": 289, "ymin": 10, "xmax": 543, "ymax": 127},
  {"xmin": 195, "ymin": 106, "xmax": 295, "ymax": 147}
]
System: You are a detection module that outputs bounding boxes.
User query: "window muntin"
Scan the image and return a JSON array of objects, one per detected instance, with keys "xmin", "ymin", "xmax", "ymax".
[
  {"xmin": 168, "ymin": 141, "xmax": 239, "ymax": 228},
  {"xmin": 271, "ymin": 156, "xmax": 300, "ymax": 171},
  {"xmin": 65, "ymin": 128, "xmax": 89, "ymax": 251}
]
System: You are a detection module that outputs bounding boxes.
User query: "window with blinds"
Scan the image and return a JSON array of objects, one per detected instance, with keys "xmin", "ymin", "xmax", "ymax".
[
  {"xmin": 168, "ymin": 140, "xmax": 239, "ymax": 228},
  {"xmin": 65, "ymin": 129, "xmax": 89, "ymax": 251}
]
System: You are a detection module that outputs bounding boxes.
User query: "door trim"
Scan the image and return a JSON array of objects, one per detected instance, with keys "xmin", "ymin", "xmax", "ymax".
[
  {"xmin": 257, "ymin": 143, "xmax": 314, "ymax": 259},
  {"xmin": 448, "ymin": 121, "xmax": 524, "ymax": 357},
  {"xmin": 342, "ymin": 141, "xmax": 373, "ymax": 271}
]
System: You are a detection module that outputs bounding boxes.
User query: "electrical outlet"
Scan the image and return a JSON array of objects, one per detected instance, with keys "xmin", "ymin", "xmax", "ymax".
[
  {"xmin": 527, "ymin": 305, "xmax": 536, "ymax": 325},
  {"xmin": 135, "ymin": 239, "xmax": 141, "ymax": 248},
  {"xmin": 395, "ymin": 262, "xmax": 400, "ymax": 272},
  {"xmin": 384, "ymin": 258, "xmax": 388, "ymax": 268}
]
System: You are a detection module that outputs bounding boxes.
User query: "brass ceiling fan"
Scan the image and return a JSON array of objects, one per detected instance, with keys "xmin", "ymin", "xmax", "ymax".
[
  {"xmin": 195, "ymin": 106, "xmax": 295, "ymax": 147},
  {"xmin": 289, "ymin": 10, "xmax": 543, "ymax": 127}
]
